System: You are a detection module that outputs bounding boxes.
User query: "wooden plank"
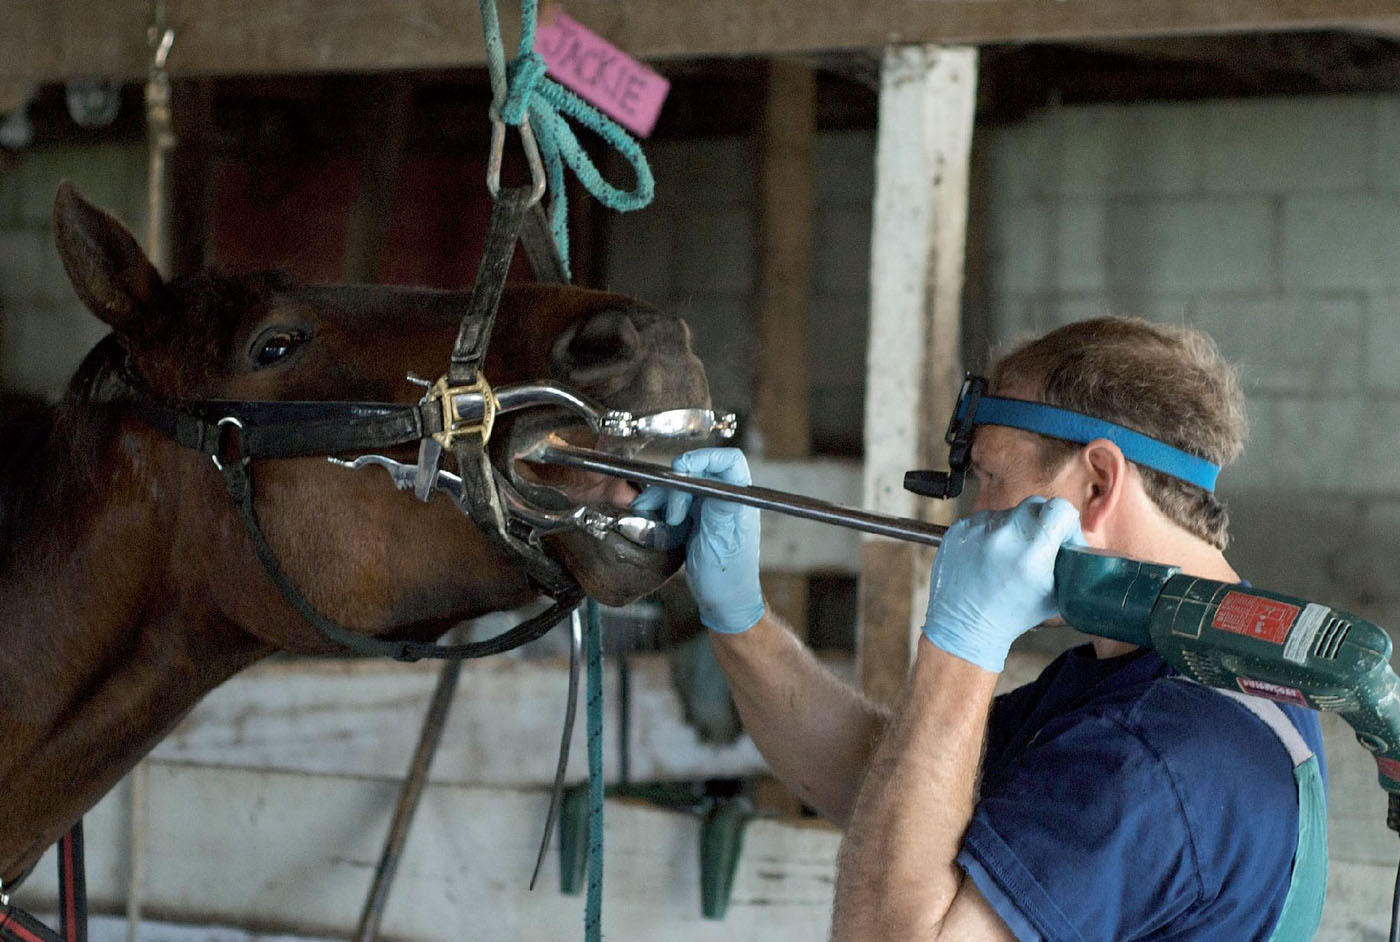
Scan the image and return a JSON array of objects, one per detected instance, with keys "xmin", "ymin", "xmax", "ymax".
[
  {"xmin": 169, "ymin": 79, "xmax": 214, "ymax": 279},
  {"xmin": 10, "ymin": 917, "xmax": 336, "ymax": 942},
  {"xmin": 5, "ymin": 1, "xmax": 1400, "ymax": 83},
  {"xmin": 753, "ymin": 59, "xmax": 816, "ymax": 653},
  {"xmin": 14, "ymin": 765, "xmax": 841, "ymax": 940},
  {"xmin": 856, "ymin": 540, "xmax": 921, "ymax": 705},
  {"xmin": 341, "ymin": 76, "xmax": 412, "ymax": 282},
  {"xmin": 753, "ymin": 59, "xmax": 814, "ymax": 463},
  {"xmin": 857, "ymin": 45, "xmax": 976, "ymax": 703},
  {"xmin": 149, "ymin": 653, "xmax": 770, "ymax": 786}
]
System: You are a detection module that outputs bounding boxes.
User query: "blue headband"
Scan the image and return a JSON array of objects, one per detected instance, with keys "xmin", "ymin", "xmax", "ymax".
[{"xmin": 964, "ymin": 396, "xmax": 1221, "ymax": 493}]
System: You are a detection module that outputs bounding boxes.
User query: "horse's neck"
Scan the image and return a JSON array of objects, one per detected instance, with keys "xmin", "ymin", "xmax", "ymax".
[{"xmin": 0, "ymin": 412, "xmax": 268, "ymax": 882}]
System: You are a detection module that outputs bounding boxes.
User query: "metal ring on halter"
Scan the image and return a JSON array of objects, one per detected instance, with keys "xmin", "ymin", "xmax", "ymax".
[
  {"xmin": 210, "ymin": 416, "xmax": 249, "ymax": 472},
  {"xmin": 486, "ymin": 112, "xmax": 548, "ymax": 208}
]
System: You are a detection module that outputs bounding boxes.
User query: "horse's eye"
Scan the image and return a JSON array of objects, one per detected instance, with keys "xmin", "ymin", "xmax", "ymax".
[{"xmin": 252, "ymin": 329, "xmax": 309, "ymax": 368}]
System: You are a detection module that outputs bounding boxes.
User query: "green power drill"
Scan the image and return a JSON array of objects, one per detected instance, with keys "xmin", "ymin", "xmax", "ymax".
[
  {"xmin": 1055, "ymin": 547, "xmax": 1400, "ymax": 795},
  {"xmin": 1055, "ymin": 548, "xmax": 1400, "ymax": 937}
]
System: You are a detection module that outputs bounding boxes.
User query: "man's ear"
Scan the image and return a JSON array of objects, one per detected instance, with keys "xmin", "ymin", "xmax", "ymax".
[{"xmin": 1075, "ymin": 439, "xmax": 1128, "ymax": 537}]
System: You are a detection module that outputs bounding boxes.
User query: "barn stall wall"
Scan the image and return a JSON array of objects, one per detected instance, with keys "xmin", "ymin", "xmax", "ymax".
[
  {"xmin": 4, "ymin": 89, "xmax": 1400, "ymax": 938},
  {"xmin": 596, "ymin": 92, "xmax": 1400, "ymax": 941}
]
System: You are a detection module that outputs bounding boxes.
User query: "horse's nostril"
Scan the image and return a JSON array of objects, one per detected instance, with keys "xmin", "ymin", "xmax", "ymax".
[{"xmin": 551, "ymin": 309, "xmax": 643, "ymax": 386}]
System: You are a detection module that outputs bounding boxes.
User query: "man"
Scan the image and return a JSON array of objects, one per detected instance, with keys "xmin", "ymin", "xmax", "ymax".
[{"xmin": 632, "ymin": 317, "xmax": 1326, "ymax": 940}]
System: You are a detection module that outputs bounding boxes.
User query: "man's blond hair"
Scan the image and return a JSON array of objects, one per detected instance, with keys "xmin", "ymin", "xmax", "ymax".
[{"xmin": 988, "ymin": 317, "xmax": 1246, "ymax": 549}]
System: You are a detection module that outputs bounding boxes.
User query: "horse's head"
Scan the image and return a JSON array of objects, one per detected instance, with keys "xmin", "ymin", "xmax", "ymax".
[{"xmin": 51, "ymin": 181, "xmax": 714, "ymax": 653}]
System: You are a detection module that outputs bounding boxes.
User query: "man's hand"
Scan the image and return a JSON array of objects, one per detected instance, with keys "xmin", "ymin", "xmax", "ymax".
[
  {"xmin": 922, "ymin": 496, "xmax": 1084, "ymax": 673},
  {"xmin": 630, "ymin": 447, "xmax": 764, "ymax": 633}
]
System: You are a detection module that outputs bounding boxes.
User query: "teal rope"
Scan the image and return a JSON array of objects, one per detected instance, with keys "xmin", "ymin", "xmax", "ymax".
[
  {"xmin": 585, "ymin": 598, "xmax": 605, "ymax": 940},
  {"xmin": 477, "ymin": 0, "xmax": 655, "ymax": 278}
]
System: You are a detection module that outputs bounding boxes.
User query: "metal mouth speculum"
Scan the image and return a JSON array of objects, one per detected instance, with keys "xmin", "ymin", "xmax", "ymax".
[
  {"xmin": 331, "ymin": 376, "xmax": 733, "ymax": 551},
  {"xmin": 442, "ymin": 379, "xmax": 736, "ymax": 444}
]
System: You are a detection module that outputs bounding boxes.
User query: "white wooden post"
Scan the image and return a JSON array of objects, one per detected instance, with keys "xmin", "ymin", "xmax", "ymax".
[{"xmin": 859, "ymin": 45, "xmax": 978, "ymax": 704}]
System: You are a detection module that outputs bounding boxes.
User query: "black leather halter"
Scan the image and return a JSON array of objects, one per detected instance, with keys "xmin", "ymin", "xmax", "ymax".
[{"xmin": 115, "ymin": 187, "xmax": 584, "ymax": 661}]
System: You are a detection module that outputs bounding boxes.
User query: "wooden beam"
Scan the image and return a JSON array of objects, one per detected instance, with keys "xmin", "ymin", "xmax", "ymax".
[
  {"xmin": 754, "ymin": 59, "xmax": 816, "ymax": 647},
  {"xmin": 858, "ymin": 45, "xmax": 976, "ymax": 706},
  {"xmin": 752, "ymin": 59, "xmax": 817, "ymax": 817},
  {"xmin": 4, "ymin": 1, "xmax": 1400, "ymax": 83},
  {"xmin": 169, "ymin": 79, "xmax": 214, "ymax": 279},
  {"xmin": 342, "ymin": 76, "xmax": 412, "ymax": 282},
  {"xmin": 753, "ymin": 60, "xmax": 815, "ymax": 463}
]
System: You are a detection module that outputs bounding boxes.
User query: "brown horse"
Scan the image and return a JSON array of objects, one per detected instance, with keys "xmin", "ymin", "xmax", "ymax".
[{"xmin": 0, "ymin": 183, "xmax": 712, "ymax": 885}]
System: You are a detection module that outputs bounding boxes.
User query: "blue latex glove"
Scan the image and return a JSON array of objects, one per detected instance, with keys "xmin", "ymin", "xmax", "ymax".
[
  {"xmin": 630, "ymin": 448, "xmax": 764, "ymax": 633},
  {"xmin": 922, "ymin": 496, "xmax": 1085, "ymax": 673}
]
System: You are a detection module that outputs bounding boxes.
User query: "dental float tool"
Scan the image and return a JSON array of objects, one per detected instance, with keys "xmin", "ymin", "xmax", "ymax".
[{"xmin": 528, "ymin": 441, "xmax": 950, "ymax": 546}]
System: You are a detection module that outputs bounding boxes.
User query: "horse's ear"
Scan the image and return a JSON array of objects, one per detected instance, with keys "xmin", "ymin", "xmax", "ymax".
[{"xmin": 52, "ymin": 180, "xmax": 165, "ymax": 337}]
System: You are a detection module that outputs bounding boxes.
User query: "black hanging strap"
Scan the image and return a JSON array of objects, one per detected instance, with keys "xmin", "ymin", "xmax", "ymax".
[
  {"xmin": 520, "ymin": 201, "xmax": 568, "ymax": 286},
  {"xmin": 220, "ymin": 459, "xmax": 579, "ymax": 662},
  {"xmin": 449, "ymin": 187, "xmax": 533, "ymax": 386}
]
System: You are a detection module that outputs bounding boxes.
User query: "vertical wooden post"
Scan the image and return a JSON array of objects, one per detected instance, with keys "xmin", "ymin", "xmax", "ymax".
[
  {"xmin": 169, "ymin": 79, "xmax": 213, "ymax": 279},
  {"xmin": 858, "ymin": 45, "xmax": 978, "ymax": 705},
  {"xmin": 753, "ymin": 59, "xmax": 816, "ymax": 639},
  {"xmin": 343, "ymin": 76, "xmax": 413, "ymax": 283}
]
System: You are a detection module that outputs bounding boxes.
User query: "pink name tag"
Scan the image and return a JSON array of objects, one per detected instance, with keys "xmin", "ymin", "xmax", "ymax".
[{"xmin": 535, "ymin": 9, "xmax": 670, "ymax": 138}]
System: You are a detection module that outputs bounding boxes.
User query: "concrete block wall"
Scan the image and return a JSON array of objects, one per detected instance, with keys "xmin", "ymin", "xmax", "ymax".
[
  {"xmin": 980, "ymin": 95, "xmax": 1400, "ymax": 637},
  {"xmin": 0, "ymin": 142, "xmax": 146, "ymax": 398},
  {"xmin": 603, "ymin": 131, "xmax": 873, "ymax": 455}
]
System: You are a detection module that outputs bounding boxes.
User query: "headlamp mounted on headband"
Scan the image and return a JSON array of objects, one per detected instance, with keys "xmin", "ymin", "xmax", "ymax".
[{"xmin": 903, "ymin": 373, "xmax": 1221, "ymax": 500}]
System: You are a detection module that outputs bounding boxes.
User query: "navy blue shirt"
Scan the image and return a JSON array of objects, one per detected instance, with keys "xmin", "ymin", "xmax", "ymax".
[{"xmin": 956, "ymin": 644, "xmax": 1326, "ymax": 941}]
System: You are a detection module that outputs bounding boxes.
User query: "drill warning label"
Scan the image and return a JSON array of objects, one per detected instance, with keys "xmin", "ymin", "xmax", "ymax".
[
  {"xmin": 1237, "ymin": 677, "xmax": 1309, "ymax": 707},
  {"xmin": 1212, "ymin": 591, "xmax": 1299, "ymax": 645}
]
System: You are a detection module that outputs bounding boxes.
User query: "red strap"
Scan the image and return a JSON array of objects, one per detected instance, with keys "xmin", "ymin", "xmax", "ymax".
[
  {"xmin": 56, "ymin": 824, "xmax": 85, "ymax": 942},
  {"xmin": 0, "ymin": 819, "xmax": 84, "ymax": 942},
  {"xmin": 0, "ymin": 906, "xmax": 61, "ymax": 942}
]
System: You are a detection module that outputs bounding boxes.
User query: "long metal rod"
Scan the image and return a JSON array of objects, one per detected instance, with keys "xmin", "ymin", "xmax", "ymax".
[{"xmin": 532, "ymin": 444, "xmax": 949, "ymax": 546}]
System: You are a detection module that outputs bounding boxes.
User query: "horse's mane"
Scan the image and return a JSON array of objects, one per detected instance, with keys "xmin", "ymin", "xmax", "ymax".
[
  {"xmin": 0, "ymin": 268, "xmax": 289, "ymax": 558},
  {"xmin": 0, "ymin": 338, "xmax": 126, "ymax": 559}
]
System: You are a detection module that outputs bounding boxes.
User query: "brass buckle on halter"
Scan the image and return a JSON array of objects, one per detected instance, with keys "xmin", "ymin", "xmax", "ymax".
[{"xmin": 429, "ymin": 374, "xmax": 499, "ymax": 447}]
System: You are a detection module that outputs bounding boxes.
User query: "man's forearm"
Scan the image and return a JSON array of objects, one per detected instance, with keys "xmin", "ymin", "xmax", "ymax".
[
  {"xmin": 709, "ymin": 610, "xmax": 889, "ymax": 826},
  {"xmin": 831, "ymin": 641, "xmax": 998, "ymax": 940}
]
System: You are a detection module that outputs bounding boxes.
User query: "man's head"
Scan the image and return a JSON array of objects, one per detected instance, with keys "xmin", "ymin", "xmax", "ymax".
[{"xmin": 973, "ymin": 317, "xmax": 1245, "ymax": 549}]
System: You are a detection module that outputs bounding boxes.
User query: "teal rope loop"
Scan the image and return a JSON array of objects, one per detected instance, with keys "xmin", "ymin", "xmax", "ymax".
[
  {"xmin": 585, "ymin": 598, "xmax": 605, "ymax": 941},
  {"xmin": 478, "ymin": 0, "xmax": 655, "ymax": 278}
]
